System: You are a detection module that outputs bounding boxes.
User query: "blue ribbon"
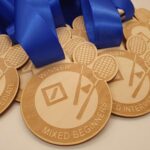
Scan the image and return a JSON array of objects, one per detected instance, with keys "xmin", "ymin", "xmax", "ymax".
[
  {"xmin": 61, "ymin": 0, "xmax": 134, "ymax": 48},
  {"xmin": 0, "ymin": 25, "xmax": 5, "ymax": 34},
  {"xmin": 112, "ymin": 0, "xmax": 135, "ymax": 20},
  {"xmin": 0, "ymin": 0, "xmax": 14, "ymax": 35},
  {"xmin": 0, "ymin": 0, "xmax": 14, "ymax": 26},
  {"xmin": 48, "ymin": 0, "xmax": 66, "ymax": 27},
  {"xmin": 60, "ymin": 0, "xmax": 82, "ymax": 25},
  {"xmin": 0, "ymin": 0, "xmax": 135, "ymax": 67},
  {"xmin": 15, "ymin": 0, "xmax": 65, "ymax": 67},
  {"xmin": 81, "ymin": 0, "xmax": 123, "ymax": 48}
]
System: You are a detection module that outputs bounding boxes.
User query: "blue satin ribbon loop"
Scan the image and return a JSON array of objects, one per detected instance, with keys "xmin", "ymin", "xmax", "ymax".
[
  {"xmin": 0, "ymin": 0, "xmax": 135, "ymax": 67},
  {"xmin": 6, "ymin": 24, "xmax": 16, "ymax": 42},
  {"xmin": 112, "ymin": 0, "xmax": 135, "ymax": 20},
  {"xmin": 48, "ymin": 0, "xmax": 66, "ymax": 27},
  {"xmin": 81, "ymin": 0, "xmax": 123, "ymax": 48},
  {"xmin": 15, "ymin": 0, "xmax": 65, "ymax": 67},
  {"xmin": 60, "ymin": 0, "xmax": 82, "ymax": 25},
  {"xmin": 0, "ymin": 0, "xmax": 14, "ymax": 26},
  {"xmin": 0, "ymin": 24, "xmax": 5, "ymax": 34},
  {"xmin": 0, "ymin": 0, "xmax": 14, "ymax": 36}
]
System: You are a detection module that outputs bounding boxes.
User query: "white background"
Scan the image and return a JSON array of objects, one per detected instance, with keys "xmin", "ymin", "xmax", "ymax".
[{"xmin": 0, "ymin": 0, "xmax": 150, "ymax": 150}]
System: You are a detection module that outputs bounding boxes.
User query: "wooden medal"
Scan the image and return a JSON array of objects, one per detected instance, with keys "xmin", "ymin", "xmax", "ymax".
[
  {"xmin": 21, "ymin": 52, "xmax": 118, "ymax": 145},
  {"xmin": 0, "ymin": 58, "xmax": 19, "ymax": 114},
  {"xmin": 98, "ymin": 35, "xmax": 150, "ymax": 117},
  {"xmin": 21, "ymin": 63, "xmax": 112, "ymax": 145},
  {"xmin": 0, "ymin": 44, "xmax": 28, "ymax": 114}
]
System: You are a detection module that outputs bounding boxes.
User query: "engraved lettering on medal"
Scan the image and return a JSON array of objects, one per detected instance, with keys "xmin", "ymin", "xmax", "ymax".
[{"xmin": 0, "ymin": 84, "xmax": 15, "ymax": 106}]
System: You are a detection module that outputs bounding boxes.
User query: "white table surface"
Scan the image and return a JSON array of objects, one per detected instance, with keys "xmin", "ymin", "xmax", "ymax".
[{"xmin": 0, "ymin": 1, "xmax": 150, "ymax": 150}]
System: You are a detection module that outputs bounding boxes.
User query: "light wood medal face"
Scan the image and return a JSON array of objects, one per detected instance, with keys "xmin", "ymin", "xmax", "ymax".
[
  {"xmin": 99, "ymin": 50, "xmax": 150, "ymax": 117},
  {"xmin": 21, "ymin": 63, "xmax": 112, "ymax": 145},
  {"xmin": 16, "ymin": 59, "xmax": 71, "ymax": 102}
]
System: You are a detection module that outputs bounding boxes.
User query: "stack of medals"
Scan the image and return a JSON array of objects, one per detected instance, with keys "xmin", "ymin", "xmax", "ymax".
[{"xmin": 0, "ymin": 8, "xmax": 150, "ymax": 146}]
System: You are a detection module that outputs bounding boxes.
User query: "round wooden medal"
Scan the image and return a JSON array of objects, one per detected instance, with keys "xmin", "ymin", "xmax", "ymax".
[
  {"xmin": 99, "ymin": 50, "xmax": 150, "ymax": 117},
  {"xmin": 21, "ymin": 62, "xmax": 113, "ymax": 145},
  {"xmin": 0, "ymin": 44, "xmax": 28, "ymax": 113}
]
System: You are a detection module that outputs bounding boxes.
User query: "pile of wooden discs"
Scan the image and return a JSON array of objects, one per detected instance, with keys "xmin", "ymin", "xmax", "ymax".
[{"xmin": 0, "ymin": 8, "xmax": 150, "ymax": 146}]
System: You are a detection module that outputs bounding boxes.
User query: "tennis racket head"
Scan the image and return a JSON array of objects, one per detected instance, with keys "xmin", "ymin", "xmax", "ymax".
[
  {"xmin": 72, "ymin": 16, "xmax": 86, "ymax": 31},
  {"xmin": 92, "ymin": 54, "xmax": 118, "ymax": 82},
  {"xmin": 126, "ymin": 35, "xmax": 147, "ymax": 55},
  {"xmin": 73, "ymin": 42, "xmax": 97, "ymax": 66},
  {"xmin": 5, "ymin": 45, "xmax": 29, "ymax": 69},
  {"xmin": 0, "ymin": 35, "xmax": 12, "ymax": 56},
  {"xmin": 64, "ymin": 37, "xmax": 85, "ymax": 60},
  {"xmin": 56, "ymin": 27, "xmax": 72, "ymax": 47}
]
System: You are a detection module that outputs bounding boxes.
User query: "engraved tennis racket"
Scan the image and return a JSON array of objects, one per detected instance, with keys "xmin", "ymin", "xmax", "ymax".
[
  {"xmin": 76, "ymin": 55, "xmax": 118, "ymax": 120},
  {"xmin": 56, "ymin": 27, "xmax": 72, "ymax": 47},
  {"xmin": 138, "ymin": 32, "xmax": 150, "ymax": 43},
  {"xmin": 132, "ymin": 51, "xmax": 150, "ymax": 98},
  {"xmin": 73, "ymin": 42, "xmax": 97, "ymax": 105},
  {"xmin": 72, "ymin": 16, "xmax": 86, "ymax": 31},
  {"xmin": 0, "ymin": 45, "xmax": 28, "ymax": 80},
  {"xmin": 127, "ymin": 35, "xmax": 147, "ymax": 86},
  {"xmin": 63, "ymin": 37, "xmax": 85, "ymax": 61},
  {"xmin": 0, "ymin": 35, "xmax": 12, "ymax": 56}
]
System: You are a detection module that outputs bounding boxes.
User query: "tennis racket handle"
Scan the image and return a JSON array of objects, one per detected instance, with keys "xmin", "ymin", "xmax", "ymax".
[
  {"xmin": 76, "ymin": 86, "xmax": 94, "ymax": 120},
  {"xmin": 132, "ymin": 75, "xmax": 146, "ymax": 98}
]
